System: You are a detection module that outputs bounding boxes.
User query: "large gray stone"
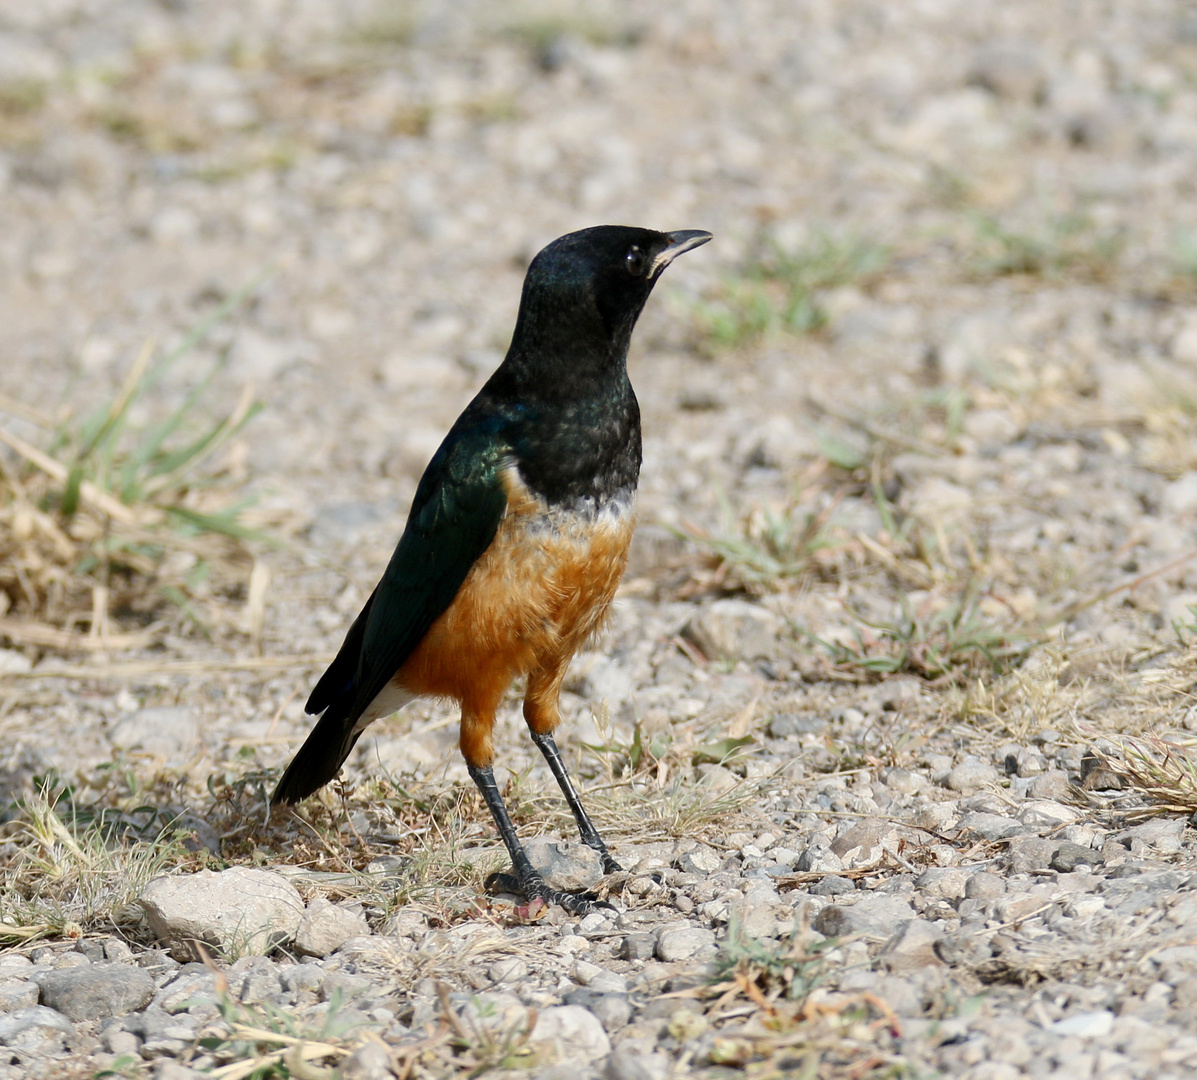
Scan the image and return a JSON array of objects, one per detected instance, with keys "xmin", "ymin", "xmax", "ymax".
[
  {"xmin": 830, "ymin": 822, "xmax": 891, "ymax": 868},
  {"xmin": 604, "ymin": 1048, "xmax": 669, "ymax": 1080},
  {"xmin": 915, "ymin": 867, "xmax": 971, "ymax": 901},
  {"xmin": 529, "ymin": 1004, "xmax": 611, "ymax": 1063},
  {"xmin": 655, "ymin": 926, "xmax": 716, "ymax": 962},
  {"xmin": 35, "ymin": 962, "xmax": 153, "ymax": 1021},
  {"xmin": 881, "ymin": 920, "xmax": 944, "ymax": 972},
  {"xmin": 1119, "ymin": 818, "xmax": 1185, "ymax": 854},
  {"xmin": 0, "ymin": 981, "xmax": 38, "ymax": 1012},
  {"xmin": 682, "ymin": 599, "xmax": 782, "ymax": 662},
  {"xmin": 339, "ymin": 1039, "xmax": 393, "ymax": 1080},
  {"xmin": 965, "ymin": 872, "xmax": 1006, "ymax": 901},
  {"xmin": 153, "ymin": 970, "xmax": 220, "ymax": 1014},
  {"xmin": 0, "ymin": 34, "xmax": 61, "ymax": 99},
  {"xmin": 0, "ymin": 650, "xmax": 32, "ymax": 675},
  {"xmin": 1018, "ymin": 800, "xmax": 1080, "ymax": 827},
  {"xmin": 673, "ymin": 843, "xmax": 723, "ymax": 875},
  {"xmin": 524, "ymin": 837, "xmax": 605, "ymax": 892},
  {"xmin": 728, "ymin": 883, "xmax": 786, "ymax": 939},
  {"xmin": 795, "ymin": 845, "xmax": 844, "ymax": 874},
  {"xmin": 957, "ymin": 812, "xmax": 1022, "ymax": 841},
  {"xmin": 1052, "ymin": 1010, "xmax": 1114, "ymax": 1038},
  {"xmin": 813, "ymin": 894, "xmax": 915, "ymax": 939},
  {"xmin": 1006, "ymin": 836, "xmax": 1057, "ymax": 874},
  {"xmin": 0, "ymin": 1005, "xmax": 74, "ymax": 1048},
  {"xmin": 945, "ymin": 760, "xmax": 999, "ymax": 793},
  {"xmin": 968, "ymin": 41, "xmax": 1047, "ymax": 103},
  {"xmin": 140, "ymin": 867, "xmax": 304, "ymax": 959},
  {"xmin": 294, "ymin": 899, "xmax": 370, "ymax": 958}
]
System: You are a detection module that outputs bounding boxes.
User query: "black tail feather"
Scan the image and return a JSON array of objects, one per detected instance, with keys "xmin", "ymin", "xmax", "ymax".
[
  {"xmin": 272, "ymin": 704, "xmax": 364, "ymax": 805},
  {"xmin": 305, "ymin": 590, "xmax": 375, "ymax": 715}
]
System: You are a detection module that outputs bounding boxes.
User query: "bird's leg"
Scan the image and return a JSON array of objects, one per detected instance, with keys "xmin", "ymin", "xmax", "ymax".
[
  {"xmin": 525, "ymin": 668, "xmax": 623, "ymax": 874},
  {"xmin": 467, "ymin": 763, "xmax": 595, "ymax": 916},
  {"xmin": 529, "ymin": 729, "xmax": 622, "ymax": 874}
]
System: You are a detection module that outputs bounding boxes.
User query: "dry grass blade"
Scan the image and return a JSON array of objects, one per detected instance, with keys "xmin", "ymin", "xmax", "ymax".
[
  {"xmin": 199, "ymin": 972, "xmax": 374, "ymax": 1079},
  {"xmin": 1042, "ymin": 548, "xmax": 1197, "ymax": 629},
  {"xmin": 677, "ymin": 486, "xmax": 844, "ymax": 596},
  {"xmin": 0, "ymin": 423, "xmax": 144, "ymax": 525},
  {"xmin": 0, "ymin": 782, "xmax": 196, "ymax": 942},
  {"xmin": 805, "ymin": 394, "xmax": 950, "ymax": 458},
  {"xmin": 583, "ymin": 774, "xmax": 762, "ymax": 842},
  {"xmin": 690, "ymin": 914, "xmax": 908, "ymax": 1078},
  {"xmin": 0, "ymin": 921, "xmax": 52, "ymax": 943},
  {"xmin": 811, "ymin": 585, "xmax": 1032, "ymax": 685},
  {"xmin": 0, "ymin": 277, "xmax": 280, "ymax": 653},
  {"xmin": 207, "ymin": 1030, "xmax": 347, "ymax": 1080},
  {"xmin": 3, "ymin": 653, "xmax": 335, "ymax": 680},
  {"xmin": 0, "ymin": 615, "xmax": 157, "ymax": 651},
  {"xmin": 0, "ymin": 391, "xmax": 55, "ymax": 428},
  {"xmin": 1088, "ymin": 734, "xmax": 1197, "ymax": 819}
]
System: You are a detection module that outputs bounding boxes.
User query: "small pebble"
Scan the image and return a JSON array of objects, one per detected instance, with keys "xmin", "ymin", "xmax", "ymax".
[
  {"xmin": 655, "ymin": 927, "xmax": 715, "ymax": 962},
  {"xmin": 965, "ymin": 872, "xmax": 1006, "ymax": 901},
  {"xmin": 1052, "ymin": 841, "xmax": 1102, "ymax": 873},
  {"xmin": 946, "ymin": 760, "xmax": 999, "ymax": 793}
]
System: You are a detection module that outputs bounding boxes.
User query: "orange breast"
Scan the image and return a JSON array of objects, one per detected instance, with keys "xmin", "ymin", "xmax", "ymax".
[{"xmin": 393, "ymin": 466, "xmax": 635, "ymax": 719}]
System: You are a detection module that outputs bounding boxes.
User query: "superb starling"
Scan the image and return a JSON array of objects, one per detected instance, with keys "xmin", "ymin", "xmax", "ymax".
[{"xmin": 274, "ymin": 225, "xmax": 712, "ymax": 912}]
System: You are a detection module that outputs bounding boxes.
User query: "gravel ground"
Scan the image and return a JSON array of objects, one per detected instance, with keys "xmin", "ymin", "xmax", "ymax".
[{"xmin": 4, "ymin": 1, "xmax": 1197, "ymax": 1077}]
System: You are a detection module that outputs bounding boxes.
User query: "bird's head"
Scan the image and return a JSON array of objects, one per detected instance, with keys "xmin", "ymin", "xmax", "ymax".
[{"xmin": 504, "ymin": 225, "xmax": 712, "ymax": 396}]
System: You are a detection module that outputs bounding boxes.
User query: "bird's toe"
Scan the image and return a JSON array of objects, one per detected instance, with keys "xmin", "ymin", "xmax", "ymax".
[
  {"xmin": 486, "ymin": 867, "xmax": 611, "ymax": 916},
  {"xmin": 484, "ymin": 870, "xmax": 524, "ymax": 897}
]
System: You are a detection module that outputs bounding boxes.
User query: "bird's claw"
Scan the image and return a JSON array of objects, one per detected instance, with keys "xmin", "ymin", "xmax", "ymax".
[{"xmin": 484, "ymin": 869, "xmax": 615, "ymax": 917}]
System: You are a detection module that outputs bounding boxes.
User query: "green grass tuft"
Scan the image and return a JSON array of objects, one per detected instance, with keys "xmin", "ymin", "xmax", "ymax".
[
  {"xmin": 966, "ymin": 210, "xmax": 1122, "ymax": 280},
  {"xmin": 678, "ymin": 490, "xmax": 843, "ymax": 595},
  {"xmin": 812, "ymin": 586, "xmax": 1032, "ymax": 684},
  {"xmin": 0, "ymin": 777, "xmax": 194, "ymax": 943},
  {"xmin": 690, "ymin": 231, "xmax": 889, "ymax": 349}
]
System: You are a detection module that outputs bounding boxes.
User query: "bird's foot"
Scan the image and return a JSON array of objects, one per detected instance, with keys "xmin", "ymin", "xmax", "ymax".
[
  {"xmin": 484, "ymin": 870, "xmax": 614, "ymax": 917},
  {"xmin": 600, "ymin": 854, "xmax": 623, "ymax": 876}
]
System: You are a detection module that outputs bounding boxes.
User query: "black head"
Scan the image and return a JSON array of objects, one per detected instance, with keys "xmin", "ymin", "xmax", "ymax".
[{"xmin": 500, "ymin": 225, "xmax": 711, "ymax": 399}]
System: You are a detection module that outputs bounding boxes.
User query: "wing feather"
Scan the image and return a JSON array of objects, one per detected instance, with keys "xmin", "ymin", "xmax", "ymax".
[{"xmin": 272, "ymin": 420, "xmax": 511, "ymax": 804}]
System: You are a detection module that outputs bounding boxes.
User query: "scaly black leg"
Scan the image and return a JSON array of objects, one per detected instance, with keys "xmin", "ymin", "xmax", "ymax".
[
  {"xmin": 530, "ymin": 729, "xmax": 622, "ymax": 875},
  {"xmin": 467, "ymin": 763, "xmax": 595, "ymax": 915}
]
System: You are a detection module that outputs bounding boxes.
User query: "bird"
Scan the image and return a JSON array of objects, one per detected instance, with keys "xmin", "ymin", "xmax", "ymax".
[{"xmin": 272, "ymin": 224, "xmax": 712, "ymax": 913}]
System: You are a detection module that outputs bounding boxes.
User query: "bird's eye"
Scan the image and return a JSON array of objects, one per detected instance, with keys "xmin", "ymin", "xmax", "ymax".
[{"xmin": 625, "ymin": 246, "xmax": 645, "ymax": 276}]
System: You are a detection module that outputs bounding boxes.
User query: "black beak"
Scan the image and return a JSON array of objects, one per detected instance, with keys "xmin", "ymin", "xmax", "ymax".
[{"xmin": 651, "ymin": 230, "xmax": 713, "ymax": 276}]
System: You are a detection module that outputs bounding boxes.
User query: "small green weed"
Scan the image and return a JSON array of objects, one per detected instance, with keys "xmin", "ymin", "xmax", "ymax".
[
  {"xmin": 967, "ymin": 210, "xmax": 1121, "ymax": 280},
  {"xmin": 582, "ymin": 711, "xmax": 674, "ymax": 777},
  {"xmin": 812, "ymin": 587, "xmax": 1031, "ymax": 683},
  {"xmin": 94, "ymin": 1053, "xmax": 147, "ymax": 1079},
  {"xmin": 348, "ymin": 0, "xmax": 417, "ymax": 48},
  {"xmin": 679, "ymin": 490, "xmax": 842, "ymax": 595},
  {"xmin": 1170, "ymin": 229, "xmax": 1197, "ymax": 285},
  {"xmin": 1172, "ymin": 603, "xmax": 1197, "ymax": 645},
  {"xmin": 498, "ymin": 8, "xmax": 639, "ymax": 58},
  {"xmin": 199, "ymin": 985, "xmax": 368, "ymax": 1079},
  {"xmin": 712, "ymin": 912, "xmax": 836, "ymax": 1003},
  {"xmin": 439, "ymin": 983, "xmax": 540, "ymax": 1073},
  {"xmin": 47, "ymin": 279, "xmax": 265, "ymax": 535},
  {"xmin": 700, "ymin": 913, "xmax": 909, "ymax": 1077},
  {"xmin": 1087, "ymin": 735, "xmax": 1197, "ymax": 818},
  {"xmin": 0, "ymin": 778, "xmax": 193, "ymax": 943},
  {"xmin": 691, "ymin": 231, "xmax": 888, "ymax": 349},
  {"xmin": 0, "ymin": 275, "xmax": 274, "ymax": 643},
  {"xmin": 0, "ymin": 80, "xmax": 48, "ymax": 117}
]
